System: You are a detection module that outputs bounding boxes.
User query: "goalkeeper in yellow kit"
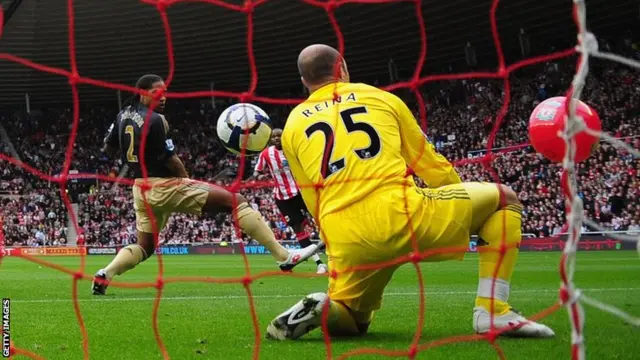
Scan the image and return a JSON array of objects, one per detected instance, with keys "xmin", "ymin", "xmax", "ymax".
[{"xmin": 266, "ymin": 44, "xmax": 554, "ymax": 340}]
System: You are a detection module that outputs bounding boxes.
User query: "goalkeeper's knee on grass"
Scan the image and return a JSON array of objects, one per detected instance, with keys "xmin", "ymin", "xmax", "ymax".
[
  {"xmin": 266, "ymin": 293, "xmax": 370, "ymax": 340},
  {"xmin": 475, "ymin": 187, "xmax": 522, "ymax": 315}
]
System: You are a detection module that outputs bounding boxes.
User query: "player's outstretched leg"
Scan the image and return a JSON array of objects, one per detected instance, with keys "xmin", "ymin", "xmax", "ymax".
[
  {"xmin": 295, "ymin": 227, "xmax": 327, "ymax": 274},
  {"xmin": 277, "ymin": 195, "xmax": 327, "ymax": 273},
  {"xmin": 201, "ymin": 186, "xmax": 319, "ymax": 272},
  {"xmin": 92, "ymin": 180, "xmax": 320, "ymax": 296},
  {"xmin": 470, "ymin": 184, "xmax": 554, "ymax": 338},
  {"xmin": 266, "ymin": 293, "xmax": 368, "ymax": 340},
  {"xmin": 235, "ymin": 202, "xmax": 319, "ymax": 271}
]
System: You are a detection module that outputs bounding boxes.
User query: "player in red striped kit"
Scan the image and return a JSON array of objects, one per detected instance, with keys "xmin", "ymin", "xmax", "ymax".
[{"xmin": 254, "ymin": 128, "xmax": 328, "ymax": 274}]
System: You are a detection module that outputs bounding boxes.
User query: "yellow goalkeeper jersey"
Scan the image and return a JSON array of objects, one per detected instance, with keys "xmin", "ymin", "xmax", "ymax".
[{"xmin": 281, "ymin": 82, "xmax": 461, "ymax": 221}]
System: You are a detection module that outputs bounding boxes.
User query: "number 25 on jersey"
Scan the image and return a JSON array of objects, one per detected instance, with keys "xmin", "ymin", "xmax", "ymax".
[{"xmin": 305, "ymin": 106, "xmax": 381, "ymax": 179}]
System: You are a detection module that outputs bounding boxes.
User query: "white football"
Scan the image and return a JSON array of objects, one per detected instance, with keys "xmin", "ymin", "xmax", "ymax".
[{"xmin": 216, "ymin": 103, "xmax": 272, "ymax": 156}]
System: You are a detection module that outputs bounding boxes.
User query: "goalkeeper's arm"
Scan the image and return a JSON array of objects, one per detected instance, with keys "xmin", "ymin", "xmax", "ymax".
[{"xmin": 390, "ymin": 94, "xmax": 461, "ymax": 187}]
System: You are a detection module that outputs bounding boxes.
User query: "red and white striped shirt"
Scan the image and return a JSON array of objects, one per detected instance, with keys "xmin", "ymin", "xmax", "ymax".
[{"xmin": 254, "ymin": 146, "xmax": 299, "ymax": 200}]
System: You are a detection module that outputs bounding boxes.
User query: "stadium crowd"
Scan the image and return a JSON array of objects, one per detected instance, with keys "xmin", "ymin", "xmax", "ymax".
[{"xmin": 1, "ymin": 56, "xmax": 638, "ymax": 246}]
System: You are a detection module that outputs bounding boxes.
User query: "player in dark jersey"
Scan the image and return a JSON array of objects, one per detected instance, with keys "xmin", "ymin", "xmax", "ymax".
[{"xmin": 92, "ymin": 74, "xmax": 320, "ymax": 295}]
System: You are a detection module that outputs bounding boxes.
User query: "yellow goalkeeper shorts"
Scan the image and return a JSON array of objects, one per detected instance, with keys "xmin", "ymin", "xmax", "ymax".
[{"xmin": 321, "ymin": 182, "xmax": 500, "ymax": 313}]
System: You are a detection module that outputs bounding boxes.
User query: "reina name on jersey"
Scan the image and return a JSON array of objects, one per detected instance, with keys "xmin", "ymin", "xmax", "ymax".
[{"xmin": 300, "ymin": 92, "xmax": 357, "ymax": 118}]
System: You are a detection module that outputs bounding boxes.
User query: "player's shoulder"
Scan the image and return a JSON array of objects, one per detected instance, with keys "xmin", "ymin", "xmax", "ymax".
[
  {"xmin": 283, "ymin": 103, "xmax": 307, "ymax": 144},
  {"xmin": 118, "ymin": 105, "xmax": 163, "ymax": 123},
  {"xmin": 348, "ymin": 82, "xmax": 383, "ymax": 93},
  {"xmin": 341, "ymin": 83, "xmax": 404, "ymax": 114},
  {"xmin": 148, "ymin": 109, "xmax": 166, "ymax": 124},
  {"xmin": 360, "ymin": 84, "xmax": 409, "ymax": 118},
  {"xmin": 145, "ymin": 109, "xmax": 169, "ymax": 134},
  {"xmin": 348, "ymin": 82, "xmax": 397, "ymax": 99},
  {"xmin": 287, "ymin": 101, "xmax": 311, "ymax": 125}
]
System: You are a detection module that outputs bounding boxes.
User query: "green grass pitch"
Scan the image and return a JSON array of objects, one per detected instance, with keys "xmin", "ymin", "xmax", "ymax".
[{"xmin": 1, "ymin": 252, "xmax": 638, "ymax": 359}]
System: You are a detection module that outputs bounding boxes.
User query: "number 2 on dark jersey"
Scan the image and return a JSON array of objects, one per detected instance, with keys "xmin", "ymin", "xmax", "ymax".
[
  {"xmin": 305, "ymin": 106, "xmax": 381, "ymax": 179},
  {"xmin": 124, "ymin": 125, "xmax": 139, "ymax": 163}
]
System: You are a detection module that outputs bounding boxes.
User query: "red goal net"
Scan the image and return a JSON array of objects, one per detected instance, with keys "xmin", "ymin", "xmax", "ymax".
[{"xmin": 0, "ymin": 0, "xmax": 639, "ymax": 359}]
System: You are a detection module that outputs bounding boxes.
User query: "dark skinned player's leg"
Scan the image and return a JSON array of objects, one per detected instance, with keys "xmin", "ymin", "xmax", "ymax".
[
  {"xmin": 135, "ymin": 231, "xmax": 156, "ymax": 257},
  {"xmin": 291, "ymin": 217, "xmax": 325, "ymax": 268},
  {"xmin": 92, "ymin": 181, "xmax": 318, "ymax": 295},
  {"xmin": 101, "ymin": 218, "xmax": 166, "ymax": 277},
  {"xmin": 92, "ymin": 211, "xmax": 167, "ymax": 295},
  {"xmin": 277, "ymin": 195, "xmax": 325, "ymax": 269},
  {"xmin": 93, "ymin": 177, "xmax": 178, "ymax": 295},
  {"xmin": 201, "ymin": 186, "xmax": 290, "ymax": 262}
]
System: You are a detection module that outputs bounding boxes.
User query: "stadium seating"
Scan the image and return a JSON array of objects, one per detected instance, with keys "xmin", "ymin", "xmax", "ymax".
[{"xmin": 1, "ymin": 57, "xmax": 638, "ymax": 246}]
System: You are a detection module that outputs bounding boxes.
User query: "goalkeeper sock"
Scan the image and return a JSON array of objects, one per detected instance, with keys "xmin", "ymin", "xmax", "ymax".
[
  {"xmin": 104, "ymin": 244, "xmax": 148, "ymax": 280},
  {"xmin": 236, "ymin": 203, "xmax": 288, "ymax": 262},
  {"xmin": 327, "ymin": 300, "xmax": 371, "ymax": 336},
  {"xmin": 475, "ymin": 204, "xmax": 522, "ymax": 315}
]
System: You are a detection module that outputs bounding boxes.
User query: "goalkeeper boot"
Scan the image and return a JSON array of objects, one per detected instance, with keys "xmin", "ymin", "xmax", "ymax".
[
  {"xmin": 91, "ymin": 269, "xmax": 110, "ymax": 296},
  {"xmin": 266, "ymin": 292, "xmax": 328, "ymax": 340},
  {"xmin": 473, "ymin": 306, "xmax": 555, "ymax": 338},
  {"xmin": 278, "ymin": 242, "xmax": 322, "ymax": 272}
]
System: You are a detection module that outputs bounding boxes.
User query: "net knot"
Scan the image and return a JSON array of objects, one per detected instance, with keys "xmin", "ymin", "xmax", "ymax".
[
  {"xmin": 409, "ymin": 252, "xmax": 421, "ymax": 263},
  {"xmin": 57, "ymin": 174, "xmax": 68, "ymax": 185},
  {"xmin": 497, "ymin": 65, "xmax": 507, "ymax": 78},
  {"xmin": 73, "ymin": 271, "xmax": 83, "ymax": 280},
  {"xmin": 242, "ymin": 0, "xmax": 255, "ymax": 13},
  {"xmin": 239, "ymin": 92, "xmax": 253, "ymax": 103},
  {"xmin": 155, "ymin": 0, "xmax": 168, "ymax": 13},
  {"xmin": 242, "ymin": 276, "xmax": 252, "ymax": 286},
  {"xmin": 155, "ymin": 277, "xmax": 165, "ymax": 290},
  {"xmin": 480, "ymin": 153, "xmax": 495, "ymax": 168},
  {"xmin": 324, "ymin": 1, "xmax": 338, "ymax": 12},
  {"xmin": 152, "ymin": 89, "xmax": 166, "ymax": 104},
  {"xmin": 484, "ymin": 328, "xmax": 499, "ymax": 344},
  {"xmin": 407, "ymin": 345, "xmax": 418, "ymax": 359},
  {"xmin": 405, "ymin": 168, "xmax": 415, "ymax": 177},
  {"xmin": 559, "ymin": 285, "xmax": 581, "ymax": 305},
  {"xmin": 329, "ymin": 269, "xmax": 338, "ymax": 279},
  {"xmin": 68, "ymin": 72, "xmax": 80, "ymax": 86},
  {"xmin": 498, "ymin": 243, "xmax": 507, "ymax": 256},
  {"xmin": 139, "ymin": 181, "xmax": 152, "ymax": 193},
  {"xmin": 314, "ymin": 183, "xmax": 324, "ymax": 190},
  {"xmin": 577, "ymin": 32, "xmax": 599, "ymax": 54},
  {"xmin": 559, "ymin": 287, "xmax": 570, "ymax": 304}
]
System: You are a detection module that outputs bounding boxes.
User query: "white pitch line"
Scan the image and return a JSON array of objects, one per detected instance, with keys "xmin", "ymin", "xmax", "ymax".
[{"xmin": 8, "ymin": 287, "xmax": 640, "ymax": 304}]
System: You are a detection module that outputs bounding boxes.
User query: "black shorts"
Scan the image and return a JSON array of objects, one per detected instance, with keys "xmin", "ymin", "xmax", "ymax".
[{"xmin": 275, "ymin": 194, "xmax": 309, "ymax": 228}]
